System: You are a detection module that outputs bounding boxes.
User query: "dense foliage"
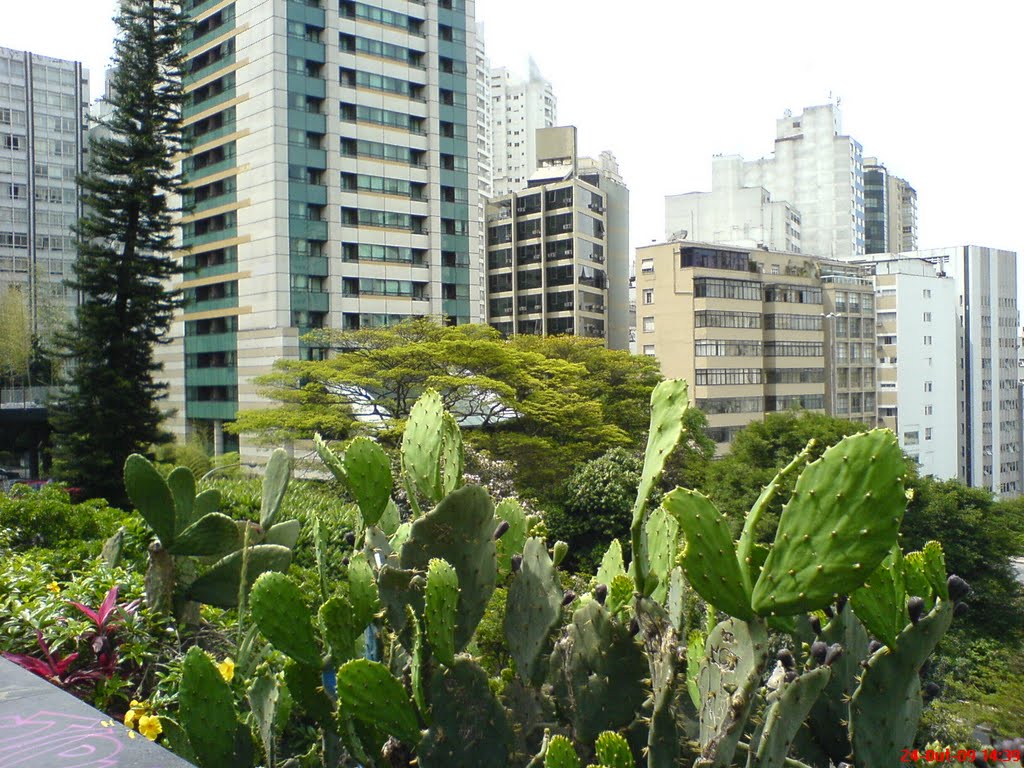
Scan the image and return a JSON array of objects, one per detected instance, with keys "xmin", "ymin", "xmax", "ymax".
[{"xmin": 48, "ymin": 0, "xmax": 188, "ymax": 504}]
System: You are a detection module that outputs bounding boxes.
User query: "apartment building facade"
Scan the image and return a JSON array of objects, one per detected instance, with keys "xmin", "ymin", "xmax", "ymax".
[
  {"xmin": 161, "ymin": 0, "xmax": 481, "ymax": 453},
  {"xmin": 484, "ymin": 126, "xmax": 629, "ymax": 349},
  {"xmin": 0, "ymin": 47, "xmax": 88, "ymax": 334},
  {"xmin": 635, "ymin": 241, "xmax": 875, "ymax": 451}
]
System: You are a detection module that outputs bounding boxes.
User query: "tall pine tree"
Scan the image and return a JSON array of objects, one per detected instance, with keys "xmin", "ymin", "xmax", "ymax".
[{"xmin": 50, "ymin": 0, "xmax": 188, "ymax": 503}]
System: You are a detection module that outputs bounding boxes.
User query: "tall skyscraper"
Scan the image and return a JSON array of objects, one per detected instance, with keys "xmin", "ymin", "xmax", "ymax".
[
  {"xmin": 863, "ymin": 157, "xmax": 917, "ymax": 254},
  {"xmin": 0, "ymin": 47, "xmax": 89, "ymax": 335},
  {"xmin": 489, "ymin": 59, "xmax": 556, "ymax": 197},
  {"xmin": 484, "ymin": 126, "xmax": 629, "ymax": 349},
  {"xmin": 161, "ymin": 0, "xmax": 481, "ymax": 454},
  {"xmin": 742, "ymin": 104, "xmax": 866, "ymax": 260}
]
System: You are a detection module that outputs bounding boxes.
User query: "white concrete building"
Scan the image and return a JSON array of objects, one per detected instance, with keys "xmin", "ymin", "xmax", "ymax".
[
  {"xmin": 867, "ymin": 257, "xmax": 959, "ymax": 480},
  {"xmin": 489, "ymin": 59, "xmax": 556, "ymax": 197},
  {"xmin": 474, "ymin": 24, "xmax": 491, "ymax": 322},
  {"xmin": 0, "ymin": 48, "xmax": 89, "ymax": 334},
  {"xmin": 665, "ymin": 154, "xmax": 802, "ymax": 253},
  {"xmin": 158, "ymin": 0, "xmax": 482, "ymax": 456},
  {"xmin": 858, "ymin": 246, "xmax": 1022, "ymax": 496},
  {"xmin": 743, "ymin": 104, "xmax": 866, "ymax": 261}
]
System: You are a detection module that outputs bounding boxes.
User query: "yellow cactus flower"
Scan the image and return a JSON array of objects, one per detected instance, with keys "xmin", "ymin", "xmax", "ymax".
[
  {"xmin": 138, "ymin": 714, "xmax": 163, "ymax": 741},
  {"xmin": 216, "ymin": 657, "xmax": 235, "ymax": 683},
  {"xmin": 47, "ymin": 581, "xmax": 60, "ymax": 594},
  {"xmin": 123, "ymin": 709, "xmax": 138, "ymax": 728}
]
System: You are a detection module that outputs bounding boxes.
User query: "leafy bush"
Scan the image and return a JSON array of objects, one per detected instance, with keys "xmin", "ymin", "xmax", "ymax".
[
  {"xmin": 0, "ymin": 483, "xmax": 127, "ymax": 553},
  {"xmin": 544, "ymin": 447, "xmax": 647, "ymax": 572}
]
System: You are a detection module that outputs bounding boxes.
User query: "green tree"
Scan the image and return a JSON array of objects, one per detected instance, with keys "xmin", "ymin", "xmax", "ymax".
[
  {"xmin": 230, "ymin": 319, "xmax": 657, "ymax": 493},
  {"xmin": 0, "ymin": 284, "xmax": 32, "ymax": 388},
  {"xmin": 49, "ymin": 0, "xmax": 188, "ymax": 504},
  {"xmin": 902, "ymin": 475, "xmax": 1023, "ymax": 628}
]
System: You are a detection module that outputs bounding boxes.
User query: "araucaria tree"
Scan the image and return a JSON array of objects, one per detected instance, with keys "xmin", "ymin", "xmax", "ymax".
[{"xmin": 49, "ymin": 0, "xmax": 188, "ymax": 503}]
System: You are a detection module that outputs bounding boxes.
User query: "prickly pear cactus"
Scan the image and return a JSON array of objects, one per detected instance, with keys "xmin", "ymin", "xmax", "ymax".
[
  {"xmin": 644, "ymin": 505, "xmax": 679, "ymax": 604},
  {"xmin": 167, "ymin": 512, "xmax": 240, "ymax": 556},
  {"xmin": 752, "ymin": 430, "xmax": 906, "ymax": 616},
  {"xmin": 186, "ymin": 544, "xmax": 293, "ymax": 607},
  {"xmin": 400, "ymin": 484, "xmax": 497, "ymax": 651},
  {"xmin": 849, "ymin": 600, "xmax": 954, "ymax": 767},
  {"xmin": 167, "ymin": 466, "xmax": 197, "ymax": 534},
  {"xmin": 125, "ymin": 454, "xmax": 177, "ymax": 545},
  {"xmin": 249, "ymin": 572, "xmax": 320, "ymax": 665},
  {"xmin": 495, "ymin": 498, "xmax": 528, "ymax": 579},
  {"xmin": 425, "ymin": 558, "xmax": 459, "ymax": 666},
  {"xmin": 595, "ymin": 538, "xmax": 626, "ymax": 586},
  {"xmin": 545, "ymin": 734, "xmax": 581, "ymax": 768},
  {"xmin": 336, "ymin": 658, "xmax": 421, "ymax": 745},
  {"xmin": 260, "ymin": 448, "xmax": 291, "ymax": 528},
  {"xmin": 505, "ymin": 537, "xmax": 563, "ymax": 682},
  {"xmin": 850, "ymin": 545, "xmax": 906, "ymax": 647},
  {"xmin": 750, "ymin": 666, "xmax": 831, "ymax": 768},
  {"xmin": 662, "ymin": 488, "xmax": 753, "ymax": 620},
  {"xmin": 594, "ymin": 731, "xmax": 634, "ymax": 768},
  {"xmin": 178, "ymin": 647, "xmax": 239, "ymax": 768},
  {"xmin": 418, "ymin": 657, "xmax": 512, "ymax": 768},
  {"xmin": 401, "ymin": 388, "xmax": 448, "ymax": 505},
  {"xmin": 630, "ymin": 379, "xmax": 690, "ymax": 591},
  {"xmin": 550, "ymin": 601, "xmax": 647, "ymax": 744},
  {"xmin": 697, "ymin": 618, "xmax": 768, "ymax": 768},
  {"xmin": 344, "ymin": 436, "xmax": 392, "ymax": 526}
]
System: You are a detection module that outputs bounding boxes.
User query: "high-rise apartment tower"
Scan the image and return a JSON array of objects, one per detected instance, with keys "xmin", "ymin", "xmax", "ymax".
[
  {"xmin": 489, "ymin": 59, "xmax": 556, "ymax": 197},
  {"xmin": 0, "ymin": 47, "xmax": 88, "ymax": 335},
  {"xmin": 162, "ymin": 0, "xmax": 481, "ymax": 454}
]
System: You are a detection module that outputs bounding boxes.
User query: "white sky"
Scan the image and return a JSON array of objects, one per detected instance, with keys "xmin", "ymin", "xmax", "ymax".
[{"xmin": 5, "ymin": 0, "xmax": 1022, "ymax": 267}]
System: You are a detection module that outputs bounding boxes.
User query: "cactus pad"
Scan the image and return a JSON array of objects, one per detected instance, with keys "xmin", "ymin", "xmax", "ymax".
[
  {"xmin": 752, "ymin": 666, "xmax": 831, "ymax": 768},
  {"xmin": 167, "ymin": 466, "xmax": 197, "ymax": 533},
  {"xmin": 696, "ymin": 617, "xmax": 768, "ymax": 767},
  {"xmin": 400, "ymin": 484, "xmax": 497, "ymax": 651},
  {"xmin": 167, "ymin": 512, "xmax": 241, "ymax": 556},
  {"xmin": 645, "ymin": 505, "xmax": 679, "ymax": 604},
  {"xmin": 178, "ymin": 647, "xmax": 238, "ymax": 768},
  {"xmin": 283, "ymin": 659, "xmax": 335, "ymax": 730},
  {"xmin": 752, "ymin": 430, "xmax": 906, "ymax": 616},
  {"xmin": 662, "ymin": 488, "xmax": 753, "ymax": 620},
  {"xmin": 505, "ymin": 537, "xmax": 563, "ymax": 682},
  {"xmin": 425, "ymin": 558, "xmax": 459, "ymax": 666},
  {"xmin": 850, "ymin": 545, "xmax": 906, "ymax": 647},
  {"xmin": 545, "ymin": 734, "xmax": 581, "ymax": 768},
  {"xmin": 439, "ymin": 410, "xmax": 464, "ymax": 498},
  {"xmin": 193, "ymin": 488, "xmax": 220, "ymax": 520},
  {"xmin": 186, "ymin": 543, "xmax": 293, "ymax": 608},
  {"xmin": 630, "ymin": 379, "xmax": 690, "ymax": 589},
  {"xmin": 336, "ymin": 659, "xmax": 421, "ymax": 746},
  {"xmin": 686, "ymin": 629, "xmax": 705, "ymax": 709},
  {"xmin": 418, "ymin": 658, "xmax": 511, "ymax": 768},
  {"xmin": 265, "ymin": 519, "xmax": 301, "ymax": 550},
  {"xmin": 401, "ymin": 389, "xmax": 447, "ymax": 504},
  {"xmin": 594, "ymin": 731, "xmax": 634, "ymax": 768},
  {"xmin": 495, "ymin": 498, "xmax": 528, "ymax": 579},
  {"xmin": 124, "ymin": 453, "xmax": 176, "ymax": 545},
  {"xmin": 377, "ymin": 565, "xmax": 425, "ymax": 644},
  {"xmin": 596, "ymin": 538, "xmax": 626, "ymax": 586},
  {"xmin": 550, "ymin": 601, "xmax": 647, "ymax": 743},
  {"xmin": 314, "ymin": 433, "xmax": 347, "ymax": 483},
  {"xmin": 250, "ymin": 572, "xmax": 320, "ymax": 665},
  {"xmin": 850, "ymin": 600, "xmax": 953, "ymax": 766},
  {"xmin": 260, "ymin": 448, "xmax": 291, "ymax": 528},
  {"xmin": 344, "ymin": 436, "xmax": 393, "ymax": 526},
  {"xmin": 320, "ymin": 591, "xmax": 360, "ymax": 665},
  {"xmin": 347, "ymin": 551, "xmax": 379, "ymax": 629}
]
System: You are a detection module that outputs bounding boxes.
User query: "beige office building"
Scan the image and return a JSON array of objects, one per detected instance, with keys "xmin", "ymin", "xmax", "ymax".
[{"xmin": 636, "ymin": 241, "xmax": 875, "ymax": 451}]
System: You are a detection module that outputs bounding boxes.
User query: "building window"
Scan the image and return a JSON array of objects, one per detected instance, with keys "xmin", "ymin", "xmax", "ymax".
[
  {"xmin": 924, "ymin": 336, "xmax": 932, "ymax": 345},
  {"xmin": 923, "ymin": 311, "xmax": 932, "ymax": 322},
  {"xmin": 925, "ymin": 428, "xmax": 933, "ymax": 441},
  {"xmin": 640, "ymin": 258, "xmax": 654, "ymax": 274},
  {"xmin": 642, "ymin": 344, "xmax": 655, "ymax": 356},
  {"xmin": 642, "ymin": 288, "xmax": 653, "ymax": 304},
  {"xmin": 642, "ymin": 316, "xmax": 654, "ymax": 333},
  {"xmin": 924, "ymin": 381, "xmax": 932, "ymax": 392},
  {"xmin": 923, "ymin": 289, "xmax": 932, "ymax": 298},
  {"xmin": 925, "ymin": 405, "xmax": 933, "ymax": 415},
  {"xmin": 904, "ymin": 430, "xmax": 920, "ymax": 446}
]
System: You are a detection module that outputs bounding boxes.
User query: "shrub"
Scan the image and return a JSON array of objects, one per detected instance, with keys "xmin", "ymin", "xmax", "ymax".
[{"xmin": 0, "ymin": 483, "xmax": 127, "ymax": 553}]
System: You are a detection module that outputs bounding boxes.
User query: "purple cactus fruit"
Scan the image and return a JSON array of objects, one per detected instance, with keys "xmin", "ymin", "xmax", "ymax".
[{"xmin": 908, "ymin": 596, "xmax": 925, "ymax": 624}]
